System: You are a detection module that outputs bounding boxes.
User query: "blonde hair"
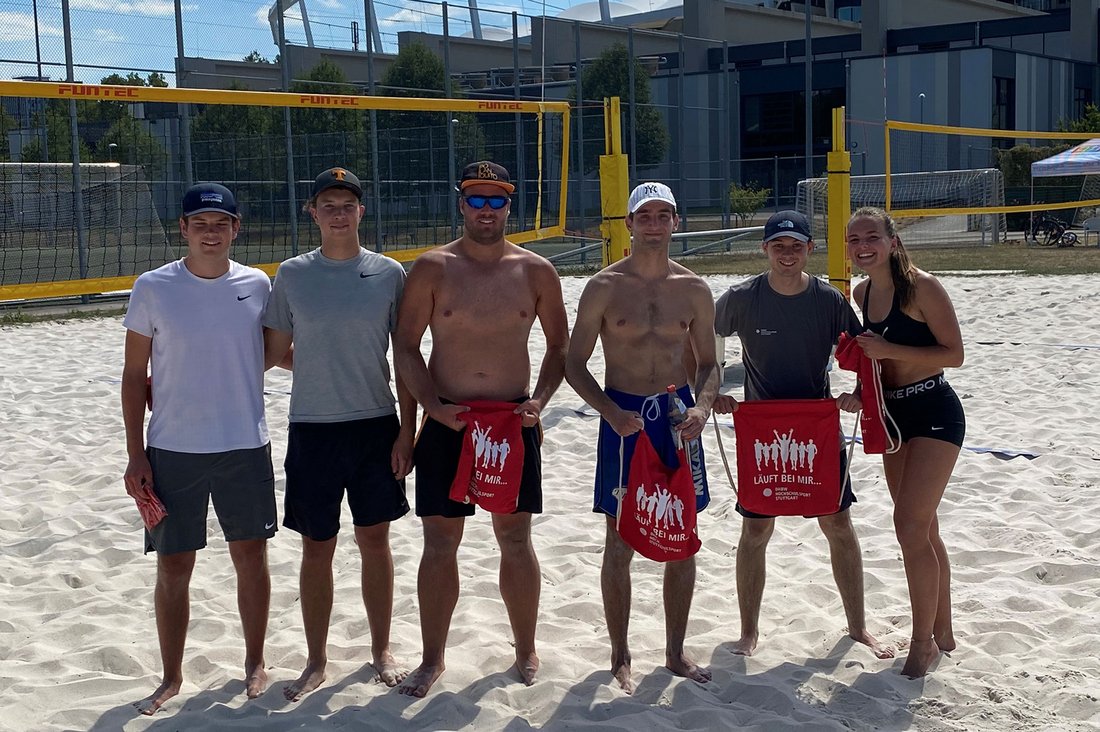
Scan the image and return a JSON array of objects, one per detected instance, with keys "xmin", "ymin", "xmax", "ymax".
[{"xmin": 849, "ymin": 206, "xmax": 918, "ymax": 309}]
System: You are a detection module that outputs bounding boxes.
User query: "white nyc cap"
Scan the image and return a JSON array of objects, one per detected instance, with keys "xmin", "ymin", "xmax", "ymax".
[{"xmin": 628, "ymin": 182, "xmax": 677, "ymax": 213}]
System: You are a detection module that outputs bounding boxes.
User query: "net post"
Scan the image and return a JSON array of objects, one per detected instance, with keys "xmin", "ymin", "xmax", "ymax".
[
  {"xmin": 827, "ymin": 106, "xmax": 851, "ymax": 299},
  {"xmin": 600, "ymin": 96, "xmax": 629, "ymax": 267}
]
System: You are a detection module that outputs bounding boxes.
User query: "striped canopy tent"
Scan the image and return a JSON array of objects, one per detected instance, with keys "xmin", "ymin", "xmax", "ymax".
[{"xmin": 1031, "ymin": 139, "xmax": 1100, "ymax": 177}]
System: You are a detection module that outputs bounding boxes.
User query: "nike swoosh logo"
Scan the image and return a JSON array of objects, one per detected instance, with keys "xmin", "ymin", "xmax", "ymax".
[
  {"xmin": 265, "ymin": 521, "xmax": 276, "ymax": 530},
  {"xmin": 930, "ymin": 426, "xmax": 944, "ymax": 431},
  {"xmin": 237, "ymin": 294, "xmax": 252, "ymax": 301},
  {"xmin": 359, "ymin": 272, "xmax": 380, "ymax": 278}
]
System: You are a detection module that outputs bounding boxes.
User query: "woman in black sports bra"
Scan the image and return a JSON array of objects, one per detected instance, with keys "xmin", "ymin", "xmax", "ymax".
[{"xmin": 846, "ymin": 206, "xmax": 965, "ymax": 680}]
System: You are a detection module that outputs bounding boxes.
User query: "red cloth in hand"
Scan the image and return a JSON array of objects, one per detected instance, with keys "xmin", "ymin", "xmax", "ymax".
[
  {"xmin": 733, "ymin": 399, "xmax": 841, "ymax": 516},
  {"xmin": 134, "ymin": 483, "xmax": 167, "ymax": 531},
  {"xmin": 616, "ymin": 431, "xmax": 701, "ymax": 562},
  {"xmin": 836, "ymin": 332, "xmax": 889, "ymax": 454},
  {"xmin": 448, "ymin": 401, "xmax": 526, "ymax": 513}
]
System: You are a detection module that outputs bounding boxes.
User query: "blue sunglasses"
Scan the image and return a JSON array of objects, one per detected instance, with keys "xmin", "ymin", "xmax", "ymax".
[{"xmin": 464, "ymin": 194, "xmax": 510, "ymax": 210}]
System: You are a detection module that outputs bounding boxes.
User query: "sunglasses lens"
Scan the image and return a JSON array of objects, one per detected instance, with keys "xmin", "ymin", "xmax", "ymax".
[{"xmin": 466, "ymin": 195, "xmax": 508, "ymax": 210}]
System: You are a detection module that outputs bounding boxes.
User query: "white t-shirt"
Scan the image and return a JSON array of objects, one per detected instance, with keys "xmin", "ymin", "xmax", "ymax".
[{"xmin": 123, "ymin": 259, "xmax": 271, "ymax": 453}]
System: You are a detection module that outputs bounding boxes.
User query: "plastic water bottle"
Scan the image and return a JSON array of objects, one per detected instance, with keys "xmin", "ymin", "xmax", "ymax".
[{"xmin": 666, "ymin": 385, "xmax": 705, "ymax": 496}]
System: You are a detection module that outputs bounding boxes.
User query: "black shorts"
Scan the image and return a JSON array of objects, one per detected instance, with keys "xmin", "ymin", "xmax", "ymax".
[
  {"xmin": 145, "ymin": 444, "xmax": 276, "ymax": 555},
  {"xmin": 284, "ymin": 415, "xmax": 410, "ymax": 541},
  {"xmin": 883, "ymin": 373, "xmax": 966, "ymax": 447},
  {"xmin": 736, "ymin": 448, "xmax": 856, "ymax": 519},
  {"xmin": 413, "ymin": 407, "xmax": 543, "ymax": 518}
]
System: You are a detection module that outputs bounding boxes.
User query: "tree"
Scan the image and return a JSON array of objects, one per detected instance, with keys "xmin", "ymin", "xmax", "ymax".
[
  {"xmin": 571, "ymin": 43, "xmax": 668, "ymax": 174},
  {"xmin": 289, "ymin": 60, "xmax": 371, "ymax": 175},
  {"xmin": 1059, "ymin": 104, "xmax": 1100, "ymax": 136},
  {"xmin": 378, "ymin": 43, "xmax": 484, "ymax": 189},
  {"xmin": 0, "ymin": 107, "xmax": 14, "ymax": 162},
  {"xmin": 243, "ymin": 50, "xmax": 271, "ymax": 64},
  {"xmin": 728, "ymin": 183, "xmax": 771, "ymax": 226}
]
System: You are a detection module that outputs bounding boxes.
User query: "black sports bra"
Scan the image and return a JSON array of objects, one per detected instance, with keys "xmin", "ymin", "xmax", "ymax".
[{"xmin": 861, "ymin": 283, "xmax": 938, "ymax": 347}]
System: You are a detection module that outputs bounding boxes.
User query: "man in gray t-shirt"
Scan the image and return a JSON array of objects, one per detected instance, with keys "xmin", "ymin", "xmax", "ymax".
[
  {"xmin": 263, "ymin": 167, "xmax": 415, "ymax": 700},
  {"xmin": 713, "ymin": 210, "xmax": 893, "ymax": 661}
]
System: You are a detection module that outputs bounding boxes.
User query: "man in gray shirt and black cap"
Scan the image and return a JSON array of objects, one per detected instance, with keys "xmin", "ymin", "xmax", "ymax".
[{"xmin": 264, "ymin": 166, "xmax": 416, "ymax": 699}]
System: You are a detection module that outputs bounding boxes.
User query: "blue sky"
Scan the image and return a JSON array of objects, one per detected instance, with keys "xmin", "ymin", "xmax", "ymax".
[{"xmin": 0, "ymin": 0, "xmax": 588, "ymax": 84}]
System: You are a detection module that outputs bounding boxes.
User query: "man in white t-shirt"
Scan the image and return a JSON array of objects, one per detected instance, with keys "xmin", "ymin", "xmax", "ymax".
[{"xmin": 121, "ymin": 183, "xmax": 276, "ymax": 715}]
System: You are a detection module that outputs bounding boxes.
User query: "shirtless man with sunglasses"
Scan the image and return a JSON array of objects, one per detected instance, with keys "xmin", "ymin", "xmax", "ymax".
[{"xmin": 394, "ymin": 161, "xmax": 569, "ymax": 697}]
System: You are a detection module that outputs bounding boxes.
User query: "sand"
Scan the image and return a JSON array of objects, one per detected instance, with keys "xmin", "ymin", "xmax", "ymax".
[{"xmin": 1, "ymin": 273, "xmax": 1098, "ymax": 731}]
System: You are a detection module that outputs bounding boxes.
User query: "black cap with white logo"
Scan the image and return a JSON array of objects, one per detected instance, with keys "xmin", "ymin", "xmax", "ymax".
[{"xmin": 763, "ymin": 210, "xmax": 812, "ymax": 243}]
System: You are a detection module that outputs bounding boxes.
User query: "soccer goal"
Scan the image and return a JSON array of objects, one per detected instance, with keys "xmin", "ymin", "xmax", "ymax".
[
  {"xmin": 0, "ymin": 80, "xmax": 570, "ymax": 302},
  {"xmin": 797, "ymin": 168, "xmax": 1007, "ymax": 248}
]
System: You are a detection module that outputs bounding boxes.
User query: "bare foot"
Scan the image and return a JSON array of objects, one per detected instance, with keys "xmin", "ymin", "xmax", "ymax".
[
  {"xmin": 901, "ymin": 638, "xmax": 940, "ymax": 679},
  {"xmin": 514, "ymin": 651, "xmax": 540, "ymax": 686},
  {"xmin": 134, "ymin": 678, "xmax": 181, "ymax": 716},
  {"xmin": 245, "ymin": 662, "xmax": 269, "ymax": 699},
  {"xmin": 935, "ymin": 632, "xmax": 956, "ymax": 654},
  {"xmin": 729, "ymin": 634, "xmax": 758, "ymax": 656},
  {"xmin": 372, "ymin": 650, "xmax": 407, "ymax": 687},
  {"xmin": 850, "ymin": 629, "xmax": 895, "ymax": 659},
  {"xmin": 666, "ymin": 653, "xmax": 712, "ymax": 683},
  {"xmin": 610, "ymin": 659, "xmax": 635, "ymax": 694},
  {"xmin": 284, "ymin": 661, "xmax": 326, "ymax": 701},
  {"xmin": 397, "ymin": 663, "xmax": 445, "ymax": 697}
]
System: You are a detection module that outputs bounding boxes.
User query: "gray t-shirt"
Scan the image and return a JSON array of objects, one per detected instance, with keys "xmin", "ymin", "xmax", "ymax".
[
  {"xmin": 264, "ymin": 247, "xmax": 405, "ymax": 423},
  {"xmin": 715, "ymin": 273, "xmax": 861, "ymax": 401}
]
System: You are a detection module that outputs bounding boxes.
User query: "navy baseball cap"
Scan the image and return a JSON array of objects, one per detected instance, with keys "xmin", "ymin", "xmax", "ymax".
[
  {"xmin": 763, "ymin": 210, "xmax": 812, "ymax": 243},
  {"xmin": 313, "ymin": 167, "xmax": 363, "ymax": 198},
  {"xmin": 181, "ymin": 183, "xmax": 239, "ymax": 219}
]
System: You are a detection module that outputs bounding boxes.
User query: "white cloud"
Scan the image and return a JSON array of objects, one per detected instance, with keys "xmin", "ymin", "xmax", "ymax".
[
  {"xmin": 69, "ymin": 0, "xmax": 185, "ymax": 17},
  {"xmin": 94, "ymin": 27, "xmax": 125, "ymax": 43},
  {"xmin": 314, "ymin": 0, "xmax": 344, "ymax": 8},
  {"xmin": 381, "ymin": 6, "xmax": 441, "ymax": 29},
  {"xmin": 0, "ymin": 11, "xmax": 64, "ymax": 42},
  {"xmin": 254, "ymin": 5, "xmax": 271, "ymax": 26}
]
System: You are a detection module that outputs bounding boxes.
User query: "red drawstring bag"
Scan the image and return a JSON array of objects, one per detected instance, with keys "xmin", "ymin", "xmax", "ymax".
[
  {"xmin": 616, "ymin": 431, "xmax": 701, "ymax": 562},
  {"xmin": 733, "ymin": 399, "xmax": 841, "ymax": 517},
  {"xmin": 835, "ymin": 332, "xmax": 892, "ymax": 454},
  {"xmin": 448, "ymin": 401, "xmax": 526, "ymax": 513}
]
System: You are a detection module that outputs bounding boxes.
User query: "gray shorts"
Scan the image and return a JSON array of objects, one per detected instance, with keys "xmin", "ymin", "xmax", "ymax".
[{"xmin": 145, "ymin": 444, "xmax": 277, "ymax": 555}]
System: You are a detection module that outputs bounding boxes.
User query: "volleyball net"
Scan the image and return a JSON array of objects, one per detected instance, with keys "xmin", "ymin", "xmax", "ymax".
[{"xmin": 0, "ymin": 80, "xmax": 570, "ymax": 302}]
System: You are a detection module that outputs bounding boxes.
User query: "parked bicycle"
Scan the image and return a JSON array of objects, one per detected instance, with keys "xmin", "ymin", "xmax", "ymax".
[{"xmin": 1028, "ymin": 213, "xmax": 1079, "ymax": 247}]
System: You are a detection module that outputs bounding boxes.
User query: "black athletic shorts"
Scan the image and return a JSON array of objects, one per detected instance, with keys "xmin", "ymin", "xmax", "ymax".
[
  {"xmin": 736, "ymin": 448, "xmax": 856, "ymax": 520},
  {"xmin": 413, "ymin": 401, "xmax": 543, "ymax": 518},
  {"xmin": 284, "ymin": 415, "xmax": 410, "ymax": 541},
  {"xmin": 883, "ymin": 373, "xmax": 966, "ymax": 447},
  {"xmin": 145, "ymin": 443, "xmax": 276, "ymax": 555}
]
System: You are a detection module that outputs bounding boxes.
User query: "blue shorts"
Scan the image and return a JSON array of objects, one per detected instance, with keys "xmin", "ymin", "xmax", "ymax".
[{"xmin": 593, "ymin": 386, "xmax": 710, "ymax": 518}]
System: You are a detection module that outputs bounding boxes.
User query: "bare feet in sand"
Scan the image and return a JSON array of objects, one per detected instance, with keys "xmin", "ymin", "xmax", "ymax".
[
  {"xmin": 901, "ymin": 637, "xmax": 940, "ymax": 679},
  {"xmin": 397, "ymin": 663, "xmax": 445, "ymax": 698},
  {"xmin": 284, "ymin": 661, "xmax": 326, "ymax": 701},
  {"xmin": 134, "ymin": 678, "xmax": 181, "ymax": 716},
  {"xmin": 666, "ymin": 653, "xmax": 712, "ymax": 683},
  {"xmin": 850, "ymin": 629, "xmax": 895, "ymax": 659},
  {"xmin": 515, "ymin": 651, "xmax": 540, "ymax": 686},
  {"xmin": 372, "ymin": 650, "xmax": 407, "ymax": 687},
  {"xmin": 245, "ymin": 662, "xmax": 269, "ymax": 699},
  {"xmin": 935, "ymin": 632, "xmax": 956, "ymax": 654},
  {"xmin": 729, "ymin": 634, "xmax": 758, "ymax": 656},
  {"xmin": 610, "ymin": 659, "xmax": 635, "ymax": 695}
]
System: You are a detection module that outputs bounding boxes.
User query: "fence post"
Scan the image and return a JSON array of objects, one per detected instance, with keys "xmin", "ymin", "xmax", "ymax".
[
  {"xmin": 61, "ymin": 0, "xmax": 88, "ymax": 287},
  {"xmin": 276, "ymin": 4, "xmax": 299, "ymax": 256},
  {"xmin": 444, "ymin": 3, "xmax": 458, "ymax": 240},
  {"xmin": 627, "ymin": 28, "xmax": 637, "ymax": 185},
  {"xmin": 364, "ymin": 0, "xmax": 383, "ymax": 252},
  {"xmin": 513, "ymin": 12, "xmax": 526, "ymax": 228},
  {"xmin": 173, "ymin": 0, "xmax": 193, "ymax": 189},
  {"xmin": 677, "ymin": 33, "xmax": 687, "ymax": 241},
  {"xmin": 720, "ymin": 41, "xmax": 731, "ymax": 228}
]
